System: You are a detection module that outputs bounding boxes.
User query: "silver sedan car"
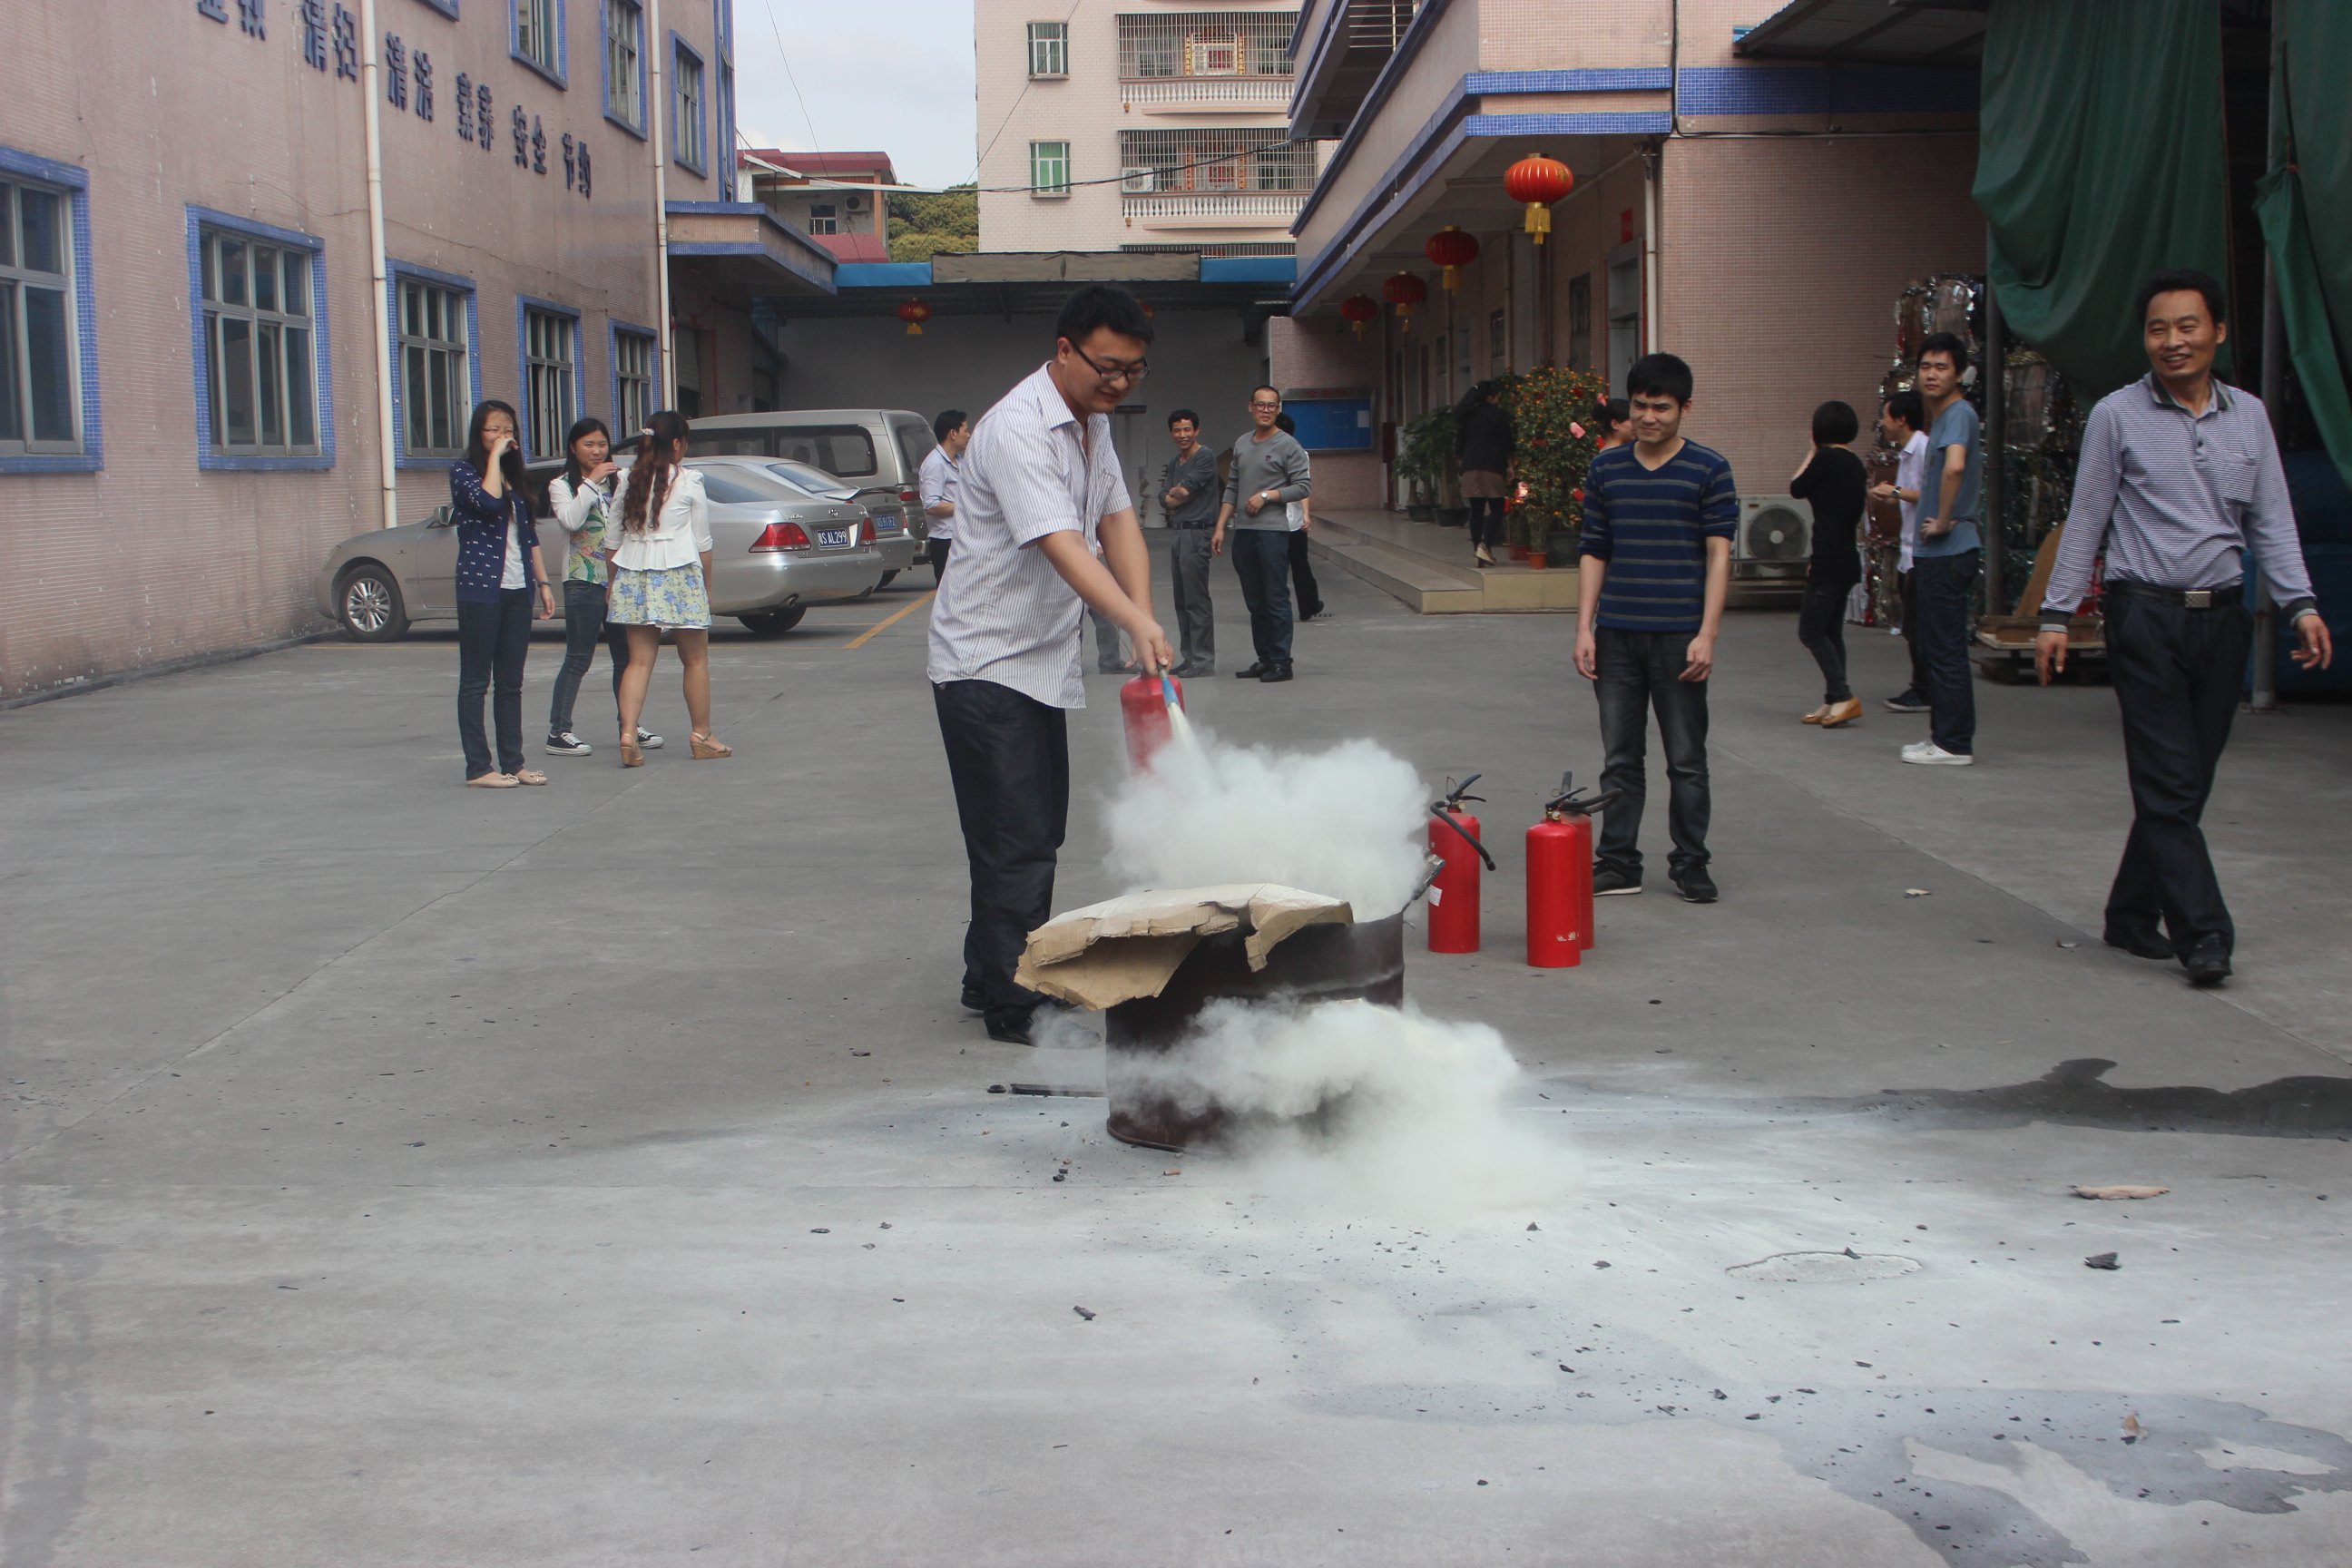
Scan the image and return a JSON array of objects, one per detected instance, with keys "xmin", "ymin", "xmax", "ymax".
[
  {"xmin": 315, "ymin": 456, "xmax": 889, "ymax": 641},
  {"xmin": 767, "ymin": 457, "xmax": 921, "ymax": 582}
]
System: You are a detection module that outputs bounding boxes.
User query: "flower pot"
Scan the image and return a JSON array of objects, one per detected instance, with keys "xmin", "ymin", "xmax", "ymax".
[
  {"xmin": 1545, "ymin": 529, "xmax": 1579, "ymax": 569},
  {"xmin": 1406, "ymin": 504, "xmax": 1436, "ymax": 521},
  {"xmin": 1526, "ymin": 554, "xmax": 1549, "ymax": 571},
  {"xmin": 1436, "ymin": 507, "xmax": 1469, "ymax": 529},
  {"xmin": 1507, "ymin": 544, "xmax": 1531, "ymax": 561}
]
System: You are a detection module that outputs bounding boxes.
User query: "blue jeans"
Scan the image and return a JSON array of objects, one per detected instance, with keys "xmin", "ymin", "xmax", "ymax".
[
  {"xmin": 1592, "ymin": 627, "xmax": 1710, "ymax": 880},
  {"xmin": 1914, "ymin": 550, "xmax": 1978, "ymax": 754},
  {"xmin": 1229, "ymin": 528, "xmax": 1293, "ymax": 669},
  {"xmin": 548, "ymin": 579, "xmax": 631, "ymax": 736}
]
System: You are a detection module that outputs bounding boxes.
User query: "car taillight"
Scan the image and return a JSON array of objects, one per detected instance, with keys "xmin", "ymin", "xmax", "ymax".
[
  {"xmin": 752, "ymin": 522, "xmax": 811, "ymax": 551},
  {"xmin": 898, "ymin": 488, "xmax": 918, "ymax": 504},
  {"xmin": 858, "ymin": 518, "xmax": 877, "ymax": 545}
]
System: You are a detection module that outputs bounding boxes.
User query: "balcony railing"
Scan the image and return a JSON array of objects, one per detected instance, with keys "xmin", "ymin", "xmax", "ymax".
[
  {"xmin": 1122, "ymin": 77, "xmax": 1293, "ymax": 111},
  {"xmin": 1122, "ymin": 191, "xmax": 1307, "ymax": 220}
]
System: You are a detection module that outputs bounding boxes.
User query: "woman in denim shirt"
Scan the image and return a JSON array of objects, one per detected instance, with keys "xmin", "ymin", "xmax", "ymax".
[{"xmin": 450, "ymin": 400, "xmax": 554, "ymax": 787}]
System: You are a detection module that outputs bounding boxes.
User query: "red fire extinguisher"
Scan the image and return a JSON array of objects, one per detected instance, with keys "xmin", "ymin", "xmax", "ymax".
[
  {"xmin": 1120, "ymin": 670, "xmax": 1183, "ymax": 771},
  {"xmin": 1426, "ymin": 776, "xmax": 1494, "ymax": 954},
  {"xmin": 1526, "ymin": 772, "xmax": 1618, "ymax": 967}
]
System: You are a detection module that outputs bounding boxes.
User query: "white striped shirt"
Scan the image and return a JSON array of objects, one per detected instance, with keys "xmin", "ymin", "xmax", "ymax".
[
  {"xmin": 917, "ymin": 445, "xmax": 961, "ymax": 542},
  {"xmin": 926, "ymin": 363, "xmax": 1133, "ymax": 709}
]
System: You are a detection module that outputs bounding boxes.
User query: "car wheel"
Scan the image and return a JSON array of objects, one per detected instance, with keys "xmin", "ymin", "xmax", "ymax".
[
  {"xmin": 877, "ymin": 570, "xmax": 898, "ymax": 588},
  {"xmin": 737, "ymin": 606, "xmax": 807, "ymax": 637},
  {"xmin": 338, "ymin": 564, "xmax": 408, "ymax": 642}
]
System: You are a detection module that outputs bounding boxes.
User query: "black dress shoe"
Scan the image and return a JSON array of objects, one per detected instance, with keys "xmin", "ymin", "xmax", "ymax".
[
  {"xmin": 2102, "ymin": 926, "xmax": 2173, "ymax": 961},
  {"xmin": 2182, "ymin": 936, "xmax": 2232, "ymax": 987},
  {"xmin": 1235, "ymin": 663, "xmax": 1265, "ymax": 679},
  {"xmin": 1259, "ymin": 665, "xmax": 1294, "ymax": 683},
  {"xmin": 961, "ymin": 983, "xmax": 987, "ymax": 1014},
  {"xmin": 986, "ymin": 1012, "xmax": 1037, "ymax": 1045},
  {"xmin": 1671, "ymin": 867, "xmax": 1718, "ymax": 903}
]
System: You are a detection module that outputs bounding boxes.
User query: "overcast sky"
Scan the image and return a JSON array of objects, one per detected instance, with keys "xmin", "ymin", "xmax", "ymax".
[{"xmin": 731, "ymin": 0, "xmax": 981, "ymax": 190}]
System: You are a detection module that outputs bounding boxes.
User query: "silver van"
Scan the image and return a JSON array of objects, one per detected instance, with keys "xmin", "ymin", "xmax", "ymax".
[{"xmin": 667, "ymin": 409, "xmax": 939, "ymax": 583}]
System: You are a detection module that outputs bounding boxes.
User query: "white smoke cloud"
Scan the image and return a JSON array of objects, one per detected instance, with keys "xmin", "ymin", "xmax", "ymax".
[{"xmin": 1106, "ymin": 733, "xmax": 1430, "ymax": 917}]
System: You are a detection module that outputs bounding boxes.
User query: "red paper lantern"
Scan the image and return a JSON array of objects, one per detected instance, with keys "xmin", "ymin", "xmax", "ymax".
[
  {"xmin": 1381, "ymin": 271, "xmax": 1429, "ymax": 333},
  {"xmin": 1424, "ymin": 225, "xmax": 1480, "ymax": 291},
  {"xmin": 1339, "ymin": 294, "xmax": 1380, "ymax": 339},
  {"xmin": 897, "ymin": 297, "xmax": 932, "ymax": 336},
  {"xmin": 1504, "ymin": 153, "xmax": 1574, "ymax": 244}
]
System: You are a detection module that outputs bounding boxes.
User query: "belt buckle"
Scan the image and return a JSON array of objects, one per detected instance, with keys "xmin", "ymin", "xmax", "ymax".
[{"xmin": 2184, "ymin": 589, "xmax": 2212, "ymax": 610}]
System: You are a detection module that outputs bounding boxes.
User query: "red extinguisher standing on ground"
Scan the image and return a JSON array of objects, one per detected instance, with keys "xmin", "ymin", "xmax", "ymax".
[
  {"xmin": 1426, "ymin": 776, "xmax": 1494, "ymax": 954},
  {"xmin": 1527, "ymin": 773, "xmax": 1618, "ymax": 967}
]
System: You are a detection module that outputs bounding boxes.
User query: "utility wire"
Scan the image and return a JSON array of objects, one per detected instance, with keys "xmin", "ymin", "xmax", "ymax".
[
  {"xmin": 972, "ymin": 135, "xmax": 1317, "ymax": 195},
  {"xmin": 760, "ymin": 0, "xmax": 825, "ymax": 157},
  {"xmin": 970, "ymin": 0, "xmax": 1084, "ymax": 181}
]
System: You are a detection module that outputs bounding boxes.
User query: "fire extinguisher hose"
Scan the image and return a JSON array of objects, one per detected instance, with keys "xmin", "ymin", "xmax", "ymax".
[{"xmin": 1428, "ymin": 807, "xmax": 1497, "ymax": 869}]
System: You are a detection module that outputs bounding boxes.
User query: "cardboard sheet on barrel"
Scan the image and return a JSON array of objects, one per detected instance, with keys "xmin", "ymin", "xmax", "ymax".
[{"xmin": 1015, "ymin": 884, "xmax": 1355, "ymax": 1011}]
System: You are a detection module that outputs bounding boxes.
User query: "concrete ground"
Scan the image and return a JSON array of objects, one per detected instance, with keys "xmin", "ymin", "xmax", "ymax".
[{"xmin": 4, "ymin": 556, "xmax": 2348, "ymax": 1567}]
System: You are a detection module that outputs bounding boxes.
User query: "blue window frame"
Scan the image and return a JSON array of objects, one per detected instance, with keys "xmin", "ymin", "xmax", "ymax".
[
  {"xmin": 714, "ymin": 1, "xmax": 735, "ymax": 196},
  {"xmin": 0, "ymin": 146, "xmax": 101, "ymax": 474},
  {"xmin": 515, "ymin": 294, "xmax": 583, "ymax": 460},
  {"xmin": 388, "ymin": 260, "xmax": 480, "ymax": 468},
  {"xmin": 414, "ymin": 0, "xmax": 460, "ymax": 17},
  {"xmin": 601, "ymin": 0, "xmax": 648, "ymax": 137},
  {"xmin": 511, "ymin": 0, "xmax": 568, "ymax": 89},
  {"xmin": 670, "ymin": 33, "xmax": 708, "ymax": 176},
  {"xmin": 610, "ymin": 318, "xmax": 657, "ymax": 433},
  {"xmin": 187, "ymin": 207, "xmax": 333, "ymax": 472}
]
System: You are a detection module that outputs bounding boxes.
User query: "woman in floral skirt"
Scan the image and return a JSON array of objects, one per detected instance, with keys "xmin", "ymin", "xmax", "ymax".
[{"xmin": 609, "ymin": 410, "xmax": 730, "ymax": 765}]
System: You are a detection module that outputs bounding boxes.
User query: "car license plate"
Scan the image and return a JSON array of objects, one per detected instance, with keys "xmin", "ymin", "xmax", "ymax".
[{"xmin": 816, "ymin": 528, "xmax": 851, "ymax": 548}]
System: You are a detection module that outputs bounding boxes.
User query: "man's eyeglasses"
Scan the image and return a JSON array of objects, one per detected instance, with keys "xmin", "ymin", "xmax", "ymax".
[
  {"xmin": 1249, "ymin": 401, "xmax": 1281, "ymax": 410},
  {"xmin": 1070, "ymin": 343, "xmax": 1150, "ymax": 386}
]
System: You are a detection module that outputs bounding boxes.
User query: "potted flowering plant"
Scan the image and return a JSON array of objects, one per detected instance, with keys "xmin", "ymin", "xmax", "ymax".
[
  {"xmin": 1498, "ymin": 366, "xmax": 1610, "ymax": 564},
  {"xmin": 1394, "ymin": 407, "xmax": 1460, "ymax": 523}
]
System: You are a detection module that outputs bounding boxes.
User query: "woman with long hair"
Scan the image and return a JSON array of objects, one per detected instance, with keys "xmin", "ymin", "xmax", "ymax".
[
  {"xmin": 608, "ymin": 410, "xmax": 729, "ymax": 765},
  {"xmin": 450, "ymin": 399, "xmax": 554, "ymax": 787},
  {"xmin": 1593, "ymin": 397, "xmax": 1633, "ymax": 452},
  {"xmin": 1455, "ymin": 380, "xmax": 1513, "ymax": 567},
  {"xmin": 543, "ymin": 416, "xmax": 663, "ymax": 758}
]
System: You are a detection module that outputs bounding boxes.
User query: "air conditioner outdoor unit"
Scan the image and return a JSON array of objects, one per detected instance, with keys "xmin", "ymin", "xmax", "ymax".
[
  {"xmin": 845, "ymin": 193, "xmax": 866, "ymax": 211},
  {"xmin": 1122, "ymin": 166, "xmax": 1158, "ymax": 194},
  {"xmin": 1735, "ymin": 493, "xmax": 1812, "ymax": 575}
]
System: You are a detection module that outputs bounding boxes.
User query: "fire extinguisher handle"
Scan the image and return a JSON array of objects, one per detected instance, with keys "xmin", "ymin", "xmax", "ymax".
[{"xmin": 1428, "ymin": 806, "xmax": 1497, "ymax": 869}]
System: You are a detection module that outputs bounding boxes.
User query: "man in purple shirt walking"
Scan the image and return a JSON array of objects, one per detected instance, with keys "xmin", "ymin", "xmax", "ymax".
[{"xmin": 2038, "ymin": 270, "xmax": 2334, "ymax": 986}]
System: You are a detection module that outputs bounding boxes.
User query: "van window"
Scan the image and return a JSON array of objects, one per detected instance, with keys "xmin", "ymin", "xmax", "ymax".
[
  {"xmin": 689, "ymin": 423, "xmax": 878, "ymax": 476},
  {"xmin": 893, "ymin": 418, "xmax": 936, "ymax": 477}
]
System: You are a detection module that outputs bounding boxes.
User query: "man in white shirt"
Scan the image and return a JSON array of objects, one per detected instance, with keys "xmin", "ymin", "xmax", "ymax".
[
  {"xmin": 1870, "ymin": 388, "xmax": 1932, "ymax": 713},
  {"xmin": 918, "ymin": 408, "xmax": 967, "ymax": 587},
  {"xmin": 927, "ymin": 285, "xmax": 1175, "ymax": 1044}
]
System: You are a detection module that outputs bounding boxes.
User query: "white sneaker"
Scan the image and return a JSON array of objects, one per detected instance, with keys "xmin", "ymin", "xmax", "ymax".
[
  {"xmin": 1901, "ymin": 740, "xmax": 1974, "ymax": 766},
  {"xmin": 637, "ymin": 727, "xmax": 665, "ymax": 750}
]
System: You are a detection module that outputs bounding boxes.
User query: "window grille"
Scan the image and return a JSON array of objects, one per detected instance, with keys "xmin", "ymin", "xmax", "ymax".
[
  {"xmin": 199, "ymin": 229, "xmax": 318, "ymax": 455},
  {"xmin": 1030, "ymin": 141, "xmax": 1072, "ymax": 196},
  {"xmin": 1121, "ymin": 241, "xmax": 1297, "ymax": 258},
  {"xmin": 524, "ymin": 308, "xmax": 575, "ymax": 459},
  {"xmin": 1117, "ymin": 128, "xmax": 1309, "ymax": 193},
  {"xmin": 1118, "ymin": 12, "xmax": 1296, "ymax": 78},
  {"xmin": 0, "ymin": 178, "xmax": 78, "ymax": 453},
  {"xmin": 1027, "ymin": 21, "xmax": 1067, "ymax": 77},
  {"xmin": 398, "ymin": 279, "xmax": 470, "ymax": 458}
]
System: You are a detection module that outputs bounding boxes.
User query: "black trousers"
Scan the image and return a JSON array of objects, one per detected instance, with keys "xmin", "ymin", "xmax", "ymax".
[
  {"xmin": 935, "ymin": 679, "xmax": 1070, "ymax": 1028},
  {"xmin": 457, "ymin": 589, "xmax": 533, "ymax": 778},
  {"xmin": 1914, "ymin": 550, "xmax": 1978, "ymax": 754},
  {"xmin": 1466, "ymin": 495, "xmax": 1506, "ymax": 550},
  {"xmin": 1896, "ymin": 567, "xmax": 1931, "ymax": 698},
  {"xmin": 1168, "ymin": 527, "xmax": 1215, "ymax": 671},
  {"xmin": 927, "ymin": 537, "xmax": 950, "ymax": 584},
  {"xmin": 1797, "ymin": 577, "xmax": 1856, "ymax": 703},
  {"xmin": 1592, "ymin": 627, "xmax": 1710, "ymax": 879},
  {"xmin": 1229, "ymin": 529, "xmax": 1293, "ymax": 669},
  {"xmin": 1287, "ymin": 528, "xmax": 1324, "ymax": 621},
  {"xmin": 2102, "ymin": 592, "xmax": 2253, "ymax": 956},
  {"xmin": 548, "ymin": 579, "xmax": 631, "ymax": 736}
]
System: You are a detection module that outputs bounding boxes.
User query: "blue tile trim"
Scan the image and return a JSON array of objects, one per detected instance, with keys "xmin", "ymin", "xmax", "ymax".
[
  {"xmin": 669, "ymin": 31, "xmax": 708, "ymax": 177},
  {"xmin": 187, "ymin": 206, "xmax": 335, "ymax": 472},
  {"xmin": 0, "ymin": 145, "xmax": 102, "ymax": 474},
  {"xmin": 414, "ymin": 0, "xmax": 459, "ymax": 16},
  {"xmin": 663, "ymin": 200, "xmax": 762, "ymax": 214},
  {"xmin": 717, "ymin": 61, "xmax": 736, "ymax": 200},
  {"xmin": 608, "ymin": 316, "xmax": 654, "ymax": 426},
  {"xmin": 600, "ymin": 0, "xmax": 648, "ymax": 139},
  {"xmin": 1464, "ymin": 69, "xmax": 1671, "ymax": 94},
  {"xmin": 514, "ymin": 292, "xmax": 583, "ymax": 458},
  {"xmin": 1675, "ymin": 64, "xmax": 1977, "ymax": 117},
  {"xmin": 510, "ymin": 0, "xmax": 569, "ymax": 89},
  {"xmin": 387, "ymin": 258, "xmax": 479, "ymax": 468},
  {"xmin": 1460, "ymin": 112, "xmax": 1673, "ymax": 137}
]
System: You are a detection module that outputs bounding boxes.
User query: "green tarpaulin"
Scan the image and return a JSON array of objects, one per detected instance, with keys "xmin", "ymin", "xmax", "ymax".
[
  {"xmin": 2255, "ymin": 0, "xmax": 2352, "ymax": 487},
  {"xmin": 1974, "ymin": 0, "xmax": 2233, "ymax": 402}
]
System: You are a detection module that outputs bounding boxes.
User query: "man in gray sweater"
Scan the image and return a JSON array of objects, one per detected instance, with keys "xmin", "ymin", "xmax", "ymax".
[{"xmin": 1211, "ymin": 385, "xmax": 1313, "ymax": 682}]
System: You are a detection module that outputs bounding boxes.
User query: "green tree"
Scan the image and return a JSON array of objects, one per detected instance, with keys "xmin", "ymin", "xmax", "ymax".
[{"xmin": 887, "ymin": 182, "xmax": 977, "ymax": 262}]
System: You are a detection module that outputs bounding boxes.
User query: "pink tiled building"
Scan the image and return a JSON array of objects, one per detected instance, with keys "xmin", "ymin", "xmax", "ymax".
[
  {"xmin": 1273, "ymin": 0, "xmax": 1986, "ymax": 517},
  {"xmin": 2, "ymin": 0, "xmax": 840, "ymax": 700}
]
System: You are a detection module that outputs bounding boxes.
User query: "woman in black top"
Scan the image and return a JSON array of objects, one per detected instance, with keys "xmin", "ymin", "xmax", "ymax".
[
  {"xmin": 1455, "ymin": 381, "xmax": 1514, "ymax": 566},
  {"xmin": 1788, "ymin": 399, "xmax": 1868, "ymax": 728}
]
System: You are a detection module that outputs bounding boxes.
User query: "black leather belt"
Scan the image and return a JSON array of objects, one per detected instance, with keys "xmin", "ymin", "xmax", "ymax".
[{"xmin": 2105, "ymin": 579, "xmax": 2242, "ymax": 611}]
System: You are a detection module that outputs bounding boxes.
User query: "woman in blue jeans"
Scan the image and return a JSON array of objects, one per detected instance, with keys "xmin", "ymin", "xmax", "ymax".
[
  {"xmin": 543, "ymin": 416, "xmax": 662, "ymax": 758},
  {"xmin": 449, "ymin": 401, "xmax": 554, "ymax": 788}
]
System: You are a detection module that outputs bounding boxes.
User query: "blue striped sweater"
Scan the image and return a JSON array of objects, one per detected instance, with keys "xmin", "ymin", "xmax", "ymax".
[{"xmin": 1577, "ymin": 440, "xmax": 1738, "ymax": 632}]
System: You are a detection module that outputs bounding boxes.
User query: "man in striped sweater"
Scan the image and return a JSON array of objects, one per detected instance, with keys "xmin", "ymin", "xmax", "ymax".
[{"xmin": 1573, "ymin": 352, "xmax": 1739, "ymax": 903}]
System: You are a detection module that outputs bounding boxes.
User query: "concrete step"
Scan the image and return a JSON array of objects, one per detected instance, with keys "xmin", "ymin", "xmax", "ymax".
[{"xmin": 1308, "ymin": 509, "xmax": 1581, "ymax": 613}]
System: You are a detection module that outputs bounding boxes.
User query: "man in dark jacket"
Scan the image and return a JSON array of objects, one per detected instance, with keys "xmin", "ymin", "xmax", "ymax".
[{"xmin": 1456, "ymin": 381, "xmax": 1514, "ymax": 566}]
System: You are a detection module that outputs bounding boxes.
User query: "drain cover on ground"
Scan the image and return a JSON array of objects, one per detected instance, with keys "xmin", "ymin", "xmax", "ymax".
[{"xmin": 1727, "ymin": 1250, "xmax": 1923, "ymax": 1282}]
